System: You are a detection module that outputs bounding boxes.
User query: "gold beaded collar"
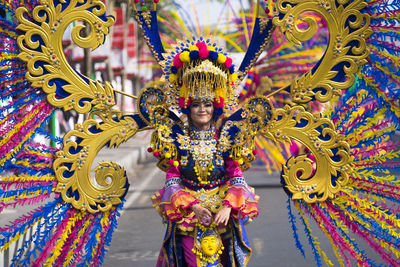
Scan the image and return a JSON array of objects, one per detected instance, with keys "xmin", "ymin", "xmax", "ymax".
[{"xmin": 189, "ymin": 125, "xmax": 215, "ymax": 140}]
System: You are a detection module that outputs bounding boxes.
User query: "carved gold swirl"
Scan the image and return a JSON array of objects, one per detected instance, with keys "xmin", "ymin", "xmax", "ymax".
[
  {"xmin": 260, "ymin": 105, "xmax": 351, "ymax": 202},
  {"xmin": 149, "ymin": 105, "xmax": 183, "ymax": 171},
  {"xmin": 137, "ymin": 81, "xmax": 169, "ymax": 126},
  {"xmin": 54, "ymin": 110, "xmax": 139, "ymax": 213},
  {"xmin": 222, "ymin": 96, "xmax": 273, "ymax": 171},
  {"xmin": 16, "ymin": 0, "xmax": 116, "ymax": 113},
  {"xmin": 273, "ymin": 0, "xmax": 373, "ymax": 103}
]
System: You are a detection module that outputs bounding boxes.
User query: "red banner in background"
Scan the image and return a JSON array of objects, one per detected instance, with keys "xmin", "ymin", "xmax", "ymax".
[
  {"xmin": 127, "ymin": 21, "xmax": 137, "ymax": 58},
  {"xmin": 112, "ymin": 7, "xmax": 124, "ymax": 49}
]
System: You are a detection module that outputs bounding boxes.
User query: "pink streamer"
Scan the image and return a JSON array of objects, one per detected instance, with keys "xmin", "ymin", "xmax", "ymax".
[
  {"xmin": 0, "ymin": 192, "xmax": 54, "ymax": 215},
  {"xmin": 0, "ymin": 179, "xmax": 55, "ymax": 190},
  {"xmin": 16, "ymin": 150, "xmax": 54, "ymax": 165},
  {"xmin": 351, "ymin": 141, "xmax": 397, "ymax": 159},
  {"xmin": 0, "ymin": 206, "xmax": 42, "ymax": 232},
  {"xmin": 351, "ymin": 177, "xmax": 400, "ymax": 200},
  {"xmin": 0, "ymin": 100, "xmax": 54, "ymax": 159}
]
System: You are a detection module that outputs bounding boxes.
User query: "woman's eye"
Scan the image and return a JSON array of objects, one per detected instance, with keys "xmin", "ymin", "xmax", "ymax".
[{"xmin": 205, "ymin": 103, "xmax": 212, "ymax": 107}]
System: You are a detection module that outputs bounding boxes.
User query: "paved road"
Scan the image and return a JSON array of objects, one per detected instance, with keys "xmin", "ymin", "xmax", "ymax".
[{"xmin": 103, "ymin": 160, "xmax": 326, "ymax": 267}]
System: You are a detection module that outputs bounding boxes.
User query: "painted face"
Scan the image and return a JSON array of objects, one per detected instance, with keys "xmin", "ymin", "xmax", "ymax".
[
  {"xmin": 190, "ymin": 101, "xmax": 214, "ymax": 130},
  {"xmin": 200, "ymin": 235, "xmax": 219, "ymax": 257}
]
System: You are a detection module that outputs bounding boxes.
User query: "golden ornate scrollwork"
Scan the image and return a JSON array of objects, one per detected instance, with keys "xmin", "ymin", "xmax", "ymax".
[
  {"xmin": 221, "ymin": 96, "xmax": 273, "ymax": 171},
  {"xmin": 14, "ymin": 0, "xmax": 146, "ymax": 213},
  {"xmin": 16, "ymin": 0, "xmax": 115, "ymax": 113},
  {"xmin": 273, "ymin": 0, "xmax": 373, "ymax": 103},
  {"xmin": 137, "ymin": 81, "xmax": 171, "ymax": 126},
  {"xmin": 260, "ymin": 105, "xmax": 351, "ymax": 203},
  {"xmin": 54, "ymin": 110, "xmax": 139, "ymax": 213}
]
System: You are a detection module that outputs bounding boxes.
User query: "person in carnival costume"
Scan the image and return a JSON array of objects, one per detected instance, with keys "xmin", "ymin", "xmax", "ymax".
[
  {"xmin": 1, "ymin": 0, "xmax": 400, "ymax": 266},
  {"xmin": 150, "ymin": 39, "xmax": 259, "ymax": 267}
]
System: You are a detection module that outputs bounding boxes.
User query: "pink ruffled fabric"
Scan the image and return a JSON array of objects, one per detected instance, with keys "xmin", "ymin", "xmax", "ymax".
[
  {"xmin": 166, "ymin": 166, "xmax": 180, "ymax": 179},
  {"xmin": 152, "ymin": 158, "xmax": 260, "ymax": 226},
  {"xmin": 152, "ymin": 166, "xmax": 199, "ymax": 225},
  {"xmin": 223, "ymin": 186, "xmax": 259, "ymax": 219},
  {"xmin": 224, "ymin": 158, "xmax": 260, "ymax": 219}
]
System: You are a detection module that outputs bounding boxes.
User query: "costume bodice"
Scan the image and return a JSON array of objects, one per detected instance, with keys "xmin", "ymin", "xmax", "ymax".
[{"xmin": 175, "ymin": 126, "xmax": 229, "ymax": 190}]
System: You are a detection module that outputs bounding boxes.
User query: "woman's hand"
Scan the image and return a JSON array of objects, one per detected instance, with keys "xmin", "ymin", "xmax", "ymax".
[
  {"xmin": 192, "ymin": 204, "xmax": 212, "ymax": 226},
  {"xmin": 214, "ymin": 206, "xmax": 232, "ymax": 227}
]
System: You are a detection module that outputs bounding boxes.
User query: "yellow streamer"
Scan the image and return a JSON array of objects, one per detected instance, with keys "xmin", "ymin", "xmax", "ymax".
[
  {"xmin": 0, "ymin": 106, "xmax": 43, "ymax": 167},
  {"xmin": 45, "ymin": 211, "xmax": 82, "ymax": 266},
  {"xmin": 64, "ymin": 213, "xmax": 92, "ymax": 266},
  {"xmin": 303, "ymin": 202, "xmax": 346, "ymax": 267}
]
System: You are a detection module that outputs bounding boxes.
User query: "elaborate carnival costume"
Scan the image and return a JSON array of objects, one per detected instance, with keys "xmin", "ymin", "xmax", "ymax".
[
  {"xmin": 0, "ymin": 0, "xmax": 400, "ymax": 266},
  {"xmin": 150, "ymin": 38, "xmax": 264, "ymax": 266}
]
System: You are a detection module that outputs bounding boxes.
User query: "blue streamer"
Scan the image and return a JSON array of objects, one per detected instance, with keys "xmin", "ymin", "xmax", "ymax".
[
  {"xmin": 81, "ymin": 214, "xmax": 102, "ymax": 266},
  {"xmin": 286, "ymin": 198, "xmax": 305, "ymax": 258},
  {"xmin": 297, "ymin": 203, "xmax": 322, "ymax": 267},
  {"xmin": 0, "ymin": 197, "xmax": 62, "ymax": 249},
  {"xmin": 99, "ymin": 201, "xmax": 124, "ymax": 265},
  {"xmin": 0, "ymin": 184, "xmax": 54, "ymax": 200},
  {"xmin": 13, "ymin": 199, "xmax": 70, "ymax": 266}
]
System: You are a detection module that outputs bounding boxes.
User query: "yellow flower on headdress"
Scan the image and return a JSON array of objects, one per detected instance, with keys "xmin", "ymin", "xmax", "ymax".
[
  {"xmin": 217, "ymin": 54, "xmax": 226, "ymax": 64},
  {"xmin": 180, "ymin": 51, "xmax": 190, "ymax": 63},
  {"xmin": 189, "ymin": 45, "xmax": 199, "ymax": 51}
]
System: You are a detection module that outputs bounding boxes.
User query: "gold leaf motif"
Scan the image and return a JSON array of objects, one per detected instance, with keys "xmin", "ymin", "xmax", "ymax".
[
  {"xmin": 261, "ymin": 105, "xmax": 351, "ymax": 203},
  {"xmin": 137, "ymin": 81, "xmax": 170, "ymax": 126},
  {"xmin": 192, "ymin": 185, "xmax": 229, "ymax": 214},
  {"xmin": 273, "ymin": 0, "xmax": 373, "ymax": 104},
  {"xmin": 16, "ymin": 0, "xmax": 116, "ymax": 113},
  {"xmin": 220, "ymin": 96, "xmax": 273, "ymax": 170},
  {"xmin": 54, "ymin": 110, "xmax": 139, "ymax": 213}
]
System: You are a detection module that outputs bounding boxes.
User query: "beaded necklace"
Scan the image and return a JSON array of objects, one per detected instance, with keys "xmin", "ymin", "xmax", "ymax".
[{"xmin": 189, "ymin": 125, "xmax": 217, "ymax": 184}]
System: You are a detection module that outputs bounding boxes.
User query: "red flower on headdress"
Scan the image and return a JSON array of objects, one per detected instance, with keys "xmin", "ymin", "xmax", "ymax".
[
  {"xmin": 196, "ymin": 42, "xmax": 207, "ymax": 50},
  {"xmin": 224, "ymin": 57, "xmax": 233, "ymax": 68},
  {"xmin": 173, "ymin": 53, "xmax": 183, "ymax": 68},
  {"xmin": 199, "ymin": 48, "xmax": 209, "ymax": 59}
]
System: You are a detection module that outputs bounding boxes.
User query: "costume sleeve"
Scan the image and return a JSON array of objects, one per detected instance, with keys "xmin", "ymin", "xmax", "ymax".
[
  {"xmin": 223, "ymin": 158, "xmax": 260, "ymax": 219},
  {"xmin": 151, "ymin": 165, "xmax": 199, "ymax": 222}
]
